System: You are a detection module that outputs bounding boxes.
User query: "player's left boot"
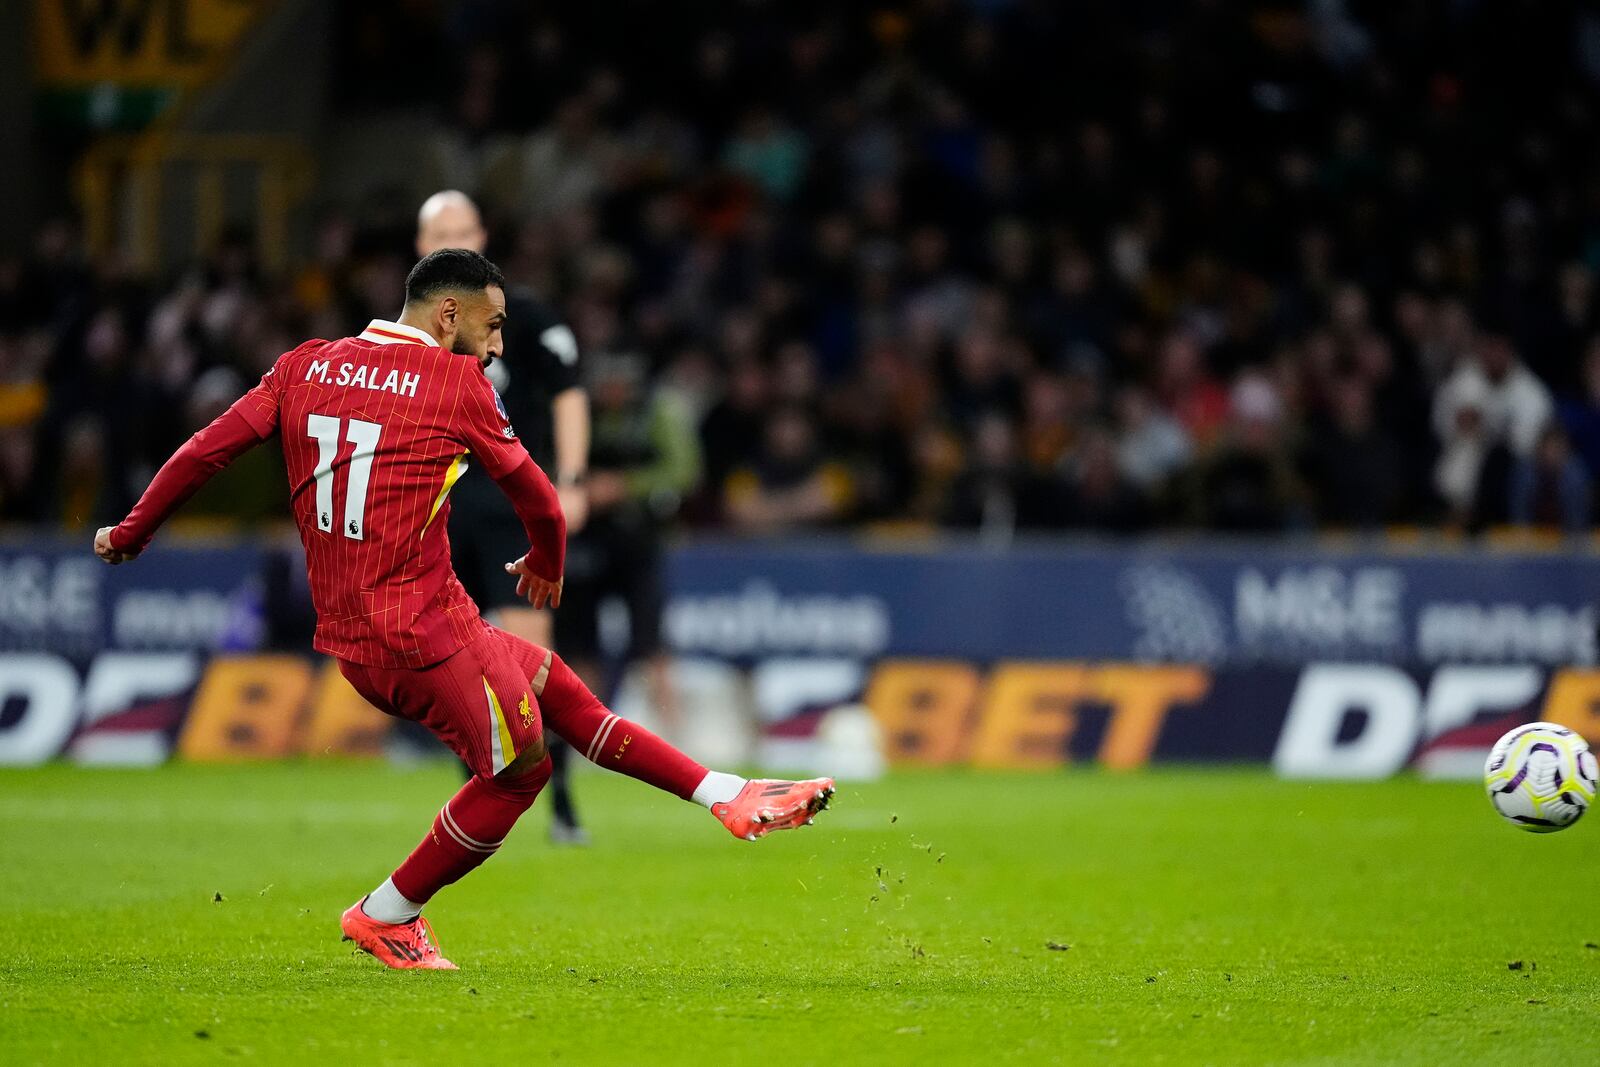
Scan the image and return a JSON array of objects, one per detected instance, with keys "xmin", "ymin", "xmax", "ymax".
[
  {"xmin": 713, "ymin": 778, "xmax": 835, "ymax": 841},
  {"xmin": 340, "ymin": 898, "xmax": 458, "ymax": 970}
]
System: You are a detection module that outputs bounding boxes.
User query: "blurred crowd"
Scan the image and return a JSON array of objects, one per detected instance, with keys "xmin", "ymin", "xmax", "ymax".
[{"xmin": 7, "ymin": 0, "xmax": 1600, "ymax": 537}]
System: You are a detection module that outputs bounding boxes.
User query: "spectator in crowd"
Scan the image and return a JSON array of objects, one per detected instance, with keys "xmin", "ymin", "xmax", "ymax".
[
  {"xmin": 944, "ymin": 327, "xmax": 1022, "ymax": 430},
  {"xmin": 1433, "ymin": 332, "xmax": 1555, "ymax": 527},
  {"xmin": 54, "ymin": 417, "xmax": 107, "ymax": 528},
  {"xmin": 942, "ymin": 411, "xmax": 1063, "ymax": 538},
  {"xmin": 1059, "ymin": 425, "xmax": 1148, "ymax": 533},
  {"xmin": 723, "ymin": 108, "xmax": 811, "ymax": 203},
  {"xmin": 1539, "ymin": 263, "xmax": 1596, "ymax": 394},
  {"xmin": 499, "ymin": 95, "xmax": 618, "ymax": 221},
  {"xmin": 1300, "ymin": 375, "xmax": 1404, "ymax": 528},
  {"xmin": 0, "ymin": 424, "xmax": 37, "ymax": 520},
  {"xmin": 1185, "ymin": 374, "xmax": 1306, "ymax": 532},
  {"xmin": 825, "ymin": 343, "xmax": 919, "ymax": 522},
  {"xmin": 1439, "ymin": 332, "xmax": 1555, "ymax": 459},
  {"xmin": 1433, "ymin": 374, "xmax": 1497, "ymax": 526},
  {"xmin": 12, "ymin": 2, "xmax": 1600, "ymax": 540},
  {"xmin": 1509, "ymin": 424, "xmax": 1592, "ymax": 533},
  {"xmin": 1557, "ymin": 342, "xmax": 1600, "ymax": 478},
  {"xmin": 1114, "ymin": 384, "xmax": 1191, "ymax": 496},
  {"xmin": 1153, "ymin": 330, "xmax": 1230, "ymax": 447},
  {"xmin": 725, "ymin": 405, "xmax": 852, "ymax": 533},
  {"xmin": 698, "ymin": 357, "xmax": 769, "ymax": 517}
]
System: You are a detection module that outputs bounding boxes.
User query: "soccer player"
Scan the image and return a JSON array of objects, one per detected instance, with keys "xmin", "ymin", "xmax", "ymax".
[
  {"xmin": 416, "ymin": 190, "xmax": 593, "ymax": 843},
  {"xmin": 93, "ymin": 249, "xmax": 834, "ymax": 970}
]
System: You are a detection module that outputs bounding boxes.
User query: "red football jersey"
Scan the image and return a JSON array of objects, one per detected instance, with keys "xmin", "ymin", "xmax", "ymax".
[{"xmin": 235, "ymin": 319, "xmax": 529, "ymax": 668}]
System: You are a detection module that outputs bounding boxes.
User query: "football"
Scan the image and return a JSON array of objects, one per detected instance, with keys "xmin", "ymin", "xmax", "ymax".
[{"xmin": 1484, "ymin": 722, "xmax": 1599, "ymax": 832}]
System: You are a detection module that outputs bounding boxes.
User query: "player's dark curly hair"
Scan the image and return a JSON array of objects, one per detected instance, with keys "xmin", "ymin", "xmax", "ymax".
[{"xmin": 404, "ymin": 248, "xmax": 506, "ymax": 304}]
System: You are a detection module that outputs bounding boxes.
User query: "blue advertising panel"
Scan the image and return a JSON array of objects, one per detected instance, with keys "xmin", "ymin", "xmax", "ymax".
[
  {"xmin": 1, "ymin": 535, "xmax": 1595, "ymax": 773},
  {"xmin": 0, "ymin": 539, "xmax": 268, "ymax": 661},
  {"xmin": 664, "ymin": 539, "xmax": 1600, "ymax": 668}
]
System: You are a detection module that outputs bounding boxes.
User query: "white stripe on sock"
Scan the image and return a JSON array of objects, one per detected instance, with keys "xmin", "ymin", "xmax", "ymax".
[{"xmin": 439, "ymin": 802, "xmax": 500, "ymax": 854}]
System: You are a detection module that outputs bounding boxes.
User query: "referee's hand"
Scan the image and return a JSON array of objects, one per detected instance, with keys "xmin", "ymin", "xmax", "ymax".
[{"xmin": 504, "ymin": 558, "xmax": 563, "ymax": 610}]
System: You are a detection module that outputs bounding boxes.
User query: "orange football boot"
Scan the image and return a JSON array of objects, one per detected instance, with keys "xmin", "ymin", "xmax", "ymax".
[
  {"xmin": 713, "ymin": 778, "xmax": 836, "ymax": 841},
  {"xmin": 340, "ymin": 898, "xmax": 458, "ymax": 970}
]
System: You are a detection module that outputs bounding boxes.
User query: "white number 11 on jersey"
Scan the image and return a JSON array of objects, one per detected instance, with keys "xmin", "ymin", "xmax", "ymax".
[{"xmin": 307, "ymin": 414, "xmax": 382, "ymax": 540}]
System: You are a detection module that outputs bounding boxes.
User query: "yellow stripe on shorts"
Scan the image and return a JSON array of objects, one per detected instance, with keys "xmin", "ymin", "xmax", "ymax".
[{"xmin": 483, "ymin": 676, "xmax": 517, "ymax": 773}]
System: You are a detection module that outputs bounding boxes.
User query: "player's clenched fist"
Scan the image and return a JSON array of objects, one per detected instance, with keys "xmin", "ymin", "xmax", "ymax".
[
  {"xmin": 93, "ymin": 526, "xmax": 139, "ymax": 565},
  {"xmin": 503, "ymin": 558, "xmax": 562, "ymax": 609}
]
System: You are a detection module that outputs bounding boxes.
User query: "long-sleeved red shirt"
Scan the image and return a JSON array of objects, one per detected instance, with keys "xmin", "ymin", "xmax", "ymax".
[{"xmin": 112, "ymin": 319, "xmax": 565, "ymax": 668}]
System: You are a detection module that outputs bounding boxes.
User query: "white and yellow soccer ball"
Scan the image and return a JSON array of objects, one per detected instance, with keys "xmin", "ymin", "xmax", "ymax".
[{"xmin": 1484, "ymin": 722, "xmax": 1598, "ymax": 833}]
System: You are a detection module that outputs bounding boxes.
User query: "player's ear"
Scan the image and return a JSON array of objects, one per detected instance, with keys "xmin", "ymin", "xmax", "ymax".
[{"xmin": 437, "ymin": 296, "xmax": 459, "ymax": 333}]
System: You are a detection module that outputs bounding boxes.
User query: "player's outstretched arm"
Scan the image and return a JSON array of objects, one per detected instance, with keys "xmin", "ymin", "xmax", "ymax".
[
  {"xmin": 94, "ymin": 404, "xmax": 268, "ymax": 565},
  {"xmin": 491, "ymin": 456, "xmax": 567, "ymax": 608}
]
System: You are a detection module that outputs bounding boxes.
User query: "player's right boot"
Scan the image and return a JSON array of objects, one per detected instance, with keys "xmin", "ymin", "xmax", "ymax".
[
  {"xmin": 713, "ymin": 778, "xmax": 836, "ymax": 841},
  {"xmin": 340, "ymin": 898, "xmax": 458, "ymax": 970}
]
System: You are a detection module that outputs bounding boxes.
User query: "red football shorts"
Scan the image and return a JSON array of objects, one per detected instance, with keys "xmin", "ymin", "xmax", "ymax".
[{"xmin": 338, "ymin": 625, "xmax": 556, "ymax": 778}]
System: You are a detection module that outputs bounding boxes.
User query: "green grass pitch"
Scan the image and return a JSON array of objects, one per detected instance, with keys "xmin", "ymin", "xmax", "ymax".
[{"xmin": 3, "ymin": 763, "xmax": 1598, "ymax": 1064}]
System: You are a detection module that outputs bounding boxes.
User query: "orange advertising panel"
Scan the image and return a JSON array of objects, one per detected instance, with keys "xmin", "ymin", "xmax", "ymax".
[
  {"xmin": 177, "ymin": 654, "xmax": 311, "ymax": 761},
  {"xmin": 862, "ymin": 660, "xmax": 980, "ymax": 766}
]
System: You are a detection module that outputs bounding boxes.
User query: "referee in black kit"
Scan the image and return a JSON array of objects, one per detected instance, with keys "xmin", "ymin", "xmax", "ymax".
[{"xmin": 416, "ymin": 190, "xmax": 594, "ymax": 843}]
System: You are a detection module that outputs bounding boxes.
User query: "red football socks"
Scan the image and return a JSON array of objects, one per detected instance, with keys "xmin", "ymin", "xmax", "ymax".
[
  {"xmin": 538, "ymin": 654, "xmax": 708, "ymax": 800},
  {"xmin": 390, "ymin": 756, "xmax": 552, "ymax": 904}
]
